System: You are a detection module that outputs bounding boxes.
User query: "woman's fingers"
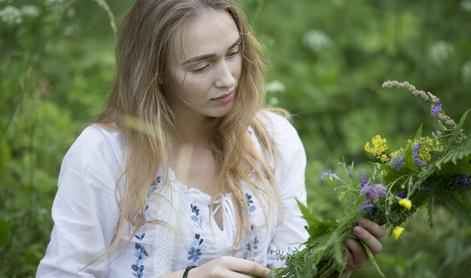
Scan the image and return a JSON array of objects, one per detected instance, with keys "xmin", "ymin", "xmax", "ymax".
[
  {"xmin": 345, "ymin": 239, "xmax": 368, "ymax": 269},
  {"xmin": 343, "ymin": 219, "xmax": 385, "ymax": 271},
  {"xmin": 219, "ymin": 268, "xmax": 258, "ymax": 278},
  {"xmin": 219, "ymin": 256, "xmax": 270, "ymax": 277},
  {"xmin": 353, "ymin": 225, "xmax": 383, "ymax": 255},
  {"xmin": 344, "ymin": 247, "xmax": 354, "ymax": 269},
  {"xmin": 358, "ymin": 218, "xmax": 385, "ymax": 239}
]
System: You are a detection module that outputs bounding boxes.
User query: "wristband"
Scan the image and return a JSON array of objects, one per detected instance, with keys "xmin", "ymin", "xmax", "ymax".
[{"xmin": 182, "ymin": 266, "xmax": 196, "ymax": 278}]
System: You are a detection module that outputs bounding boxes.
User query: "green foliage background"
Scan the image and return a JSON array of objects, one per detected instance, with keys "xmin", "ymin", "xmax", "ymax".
[{"xmin": 1, "ymin": 0, "xmax": 470, "ymax": 277}]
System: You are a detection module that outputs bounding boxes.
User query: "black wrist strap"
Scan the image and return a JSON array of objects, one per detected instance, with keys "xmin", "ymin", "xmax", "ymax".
[{"xmin": 182, "ymin": 266, "xmax": 196, "ymax": 278}]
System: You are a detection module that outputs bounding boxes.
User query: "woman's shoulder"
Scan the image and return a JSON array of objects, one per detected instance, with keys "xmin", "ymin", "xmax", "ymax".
[
  {"xmin": 256, "ymin": 108, "xmax": 302, "ymax": 147},
  {"xmin": 61, "ymin": 123, "xmax": 125, "ymax": 176}
]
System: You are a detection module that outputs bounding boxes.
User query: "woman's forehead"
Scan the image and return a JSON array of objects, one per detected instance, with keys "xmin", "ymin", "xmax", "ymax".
[{"xmin": 172, "ymin": 10, "xmax": 240, "ymax": 64}]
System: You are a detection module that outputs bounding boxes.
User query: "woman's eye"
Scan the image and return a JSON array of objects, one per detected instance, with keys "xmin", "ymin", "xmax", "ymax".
[
  {"xmin": 191, "ymin": 64, "xmax": 209, "ymax": 73},
  {"xmin": 227, "ymin": 47, "xmax": 240, "ymax": 58}
]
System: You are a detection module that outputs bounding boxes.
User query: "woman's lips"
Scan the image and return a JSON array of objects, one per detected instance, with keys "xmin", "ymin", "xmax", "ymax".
[{"xmin": 211, "ymin": 91, "xmax": 235, "ymax": 104}]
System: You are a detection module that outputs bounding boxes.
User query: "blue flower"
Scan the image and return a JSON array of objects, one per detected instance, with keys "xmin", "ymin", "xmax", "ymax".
[
  {"xmin": 321, "ymin": 169, "xmax": 341, "ymax": 183},
  {"xmin": 412, "ymin": 144, "xmax": 426, "ymax": 168},
  {"xmin": 359, "ymin": 171, "xmax": 368, "ymax": 187},
  {"xmin": 431, "ymin": 103, "xmax": 442, "ymax": 117}
]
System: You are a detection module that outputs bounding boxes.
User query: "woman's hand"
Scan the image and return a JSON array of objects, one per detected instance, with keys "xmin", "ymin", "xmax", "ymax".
[
  {"xmin": 190, "ymin": 256, "xmax": 270, "ymax": 278},
  {"xmin": 344, "ymin": 218, "xmax": 385, "ymax": 272}
]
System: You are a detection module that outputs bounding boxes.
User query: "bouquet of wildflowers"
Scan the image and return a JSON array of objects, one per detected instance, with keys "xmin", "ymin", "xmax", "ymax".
[{"xmin": 270, "ymin": 81, "xmax": 471, "ymax": 278}]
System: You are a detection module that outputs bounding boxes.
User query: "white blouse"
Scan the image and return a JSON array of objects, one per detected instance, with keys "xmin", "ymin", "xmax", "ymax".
[{"xmin": 36, "ymin": 111, "xmax": 309, "ymax": 278}]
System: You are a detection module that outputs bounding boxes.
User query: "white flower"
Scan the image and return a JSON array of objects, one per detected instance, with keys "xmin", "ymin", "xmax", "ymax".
[
  {"xmin": 461, "ymin": 0, "xmax": 471, "ymax": 11},
  {"xmin": 303, "ymin": 30, "xmax": 332, "ymax": 52},
  {"xmin": 0, "ymin": 6, "xmax": 22, "ymax": 25},
  {"xmin": 268, "ymin": 97, "xmax": 279, "ymax": 106},
  {"xmin": 21, "ymin": 5, "xmax": 40, "ymax": 18},
  {"xmin": 462, "ymin": 60, "xmax": 471, "ymax": 82},
  {"xmin": 428, "ymin": 41, "xmax": 454, "ymax": 65},
  {"xmin": 266, "ymin": 80, "xmax": 285, "ymax": 93},
  {"xmin": 45, "ymin": 0, "xmax": 65, "ymax": 7}
]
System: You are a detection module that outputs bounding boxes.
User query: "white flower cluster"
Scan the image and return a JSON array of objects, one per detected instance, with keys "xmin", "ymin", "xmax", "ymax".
[
  {"xmin": 266, "ymin": 80, "xmax": 286, "ymax": 93},
  {"xmin": 302, "ymin": 29, "xmax": 332, "ymax": 53},
  {"xmin": 0, "ymin": 6, "xmax": 21, "ymax": 25},
  {"xmin": 462, "ymin": 60, "xmax": 471, "ymax": 82},
  {"xmin": 0, "ymin": 4, "xmax": 40, "ymax": 25},
  {"xmin": 266, "ymin": 80, "xmax": 286, "ymax": 106},
  {"xmin": 461, "ymin": 0, "xmax": 471, "ymax": 11},
  {"xmin": 45, "ymin": 0, "xmax": 65, "ymax": 6},
  {"xmin": 428, "ymin": 41, "xmax": 454, "ymax": 65}
]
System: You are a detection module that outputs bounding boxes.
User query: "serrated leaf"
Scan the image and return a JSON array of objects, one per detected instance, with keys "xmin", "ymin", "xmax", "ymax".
[
  {"xmin": 457, "ymin": 108, "xmax": 471, "ymax": 130},
  {"xmin": 297, "ymin": 199, "xmax": 336, "ymax": 239}
]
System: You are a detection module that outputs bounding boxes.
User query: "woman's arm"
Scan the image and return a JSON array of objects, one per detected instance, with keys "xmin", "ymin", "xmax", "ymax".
[
  {"xmin": 158, "ymin": 257, "xmax": 270, "ymax": 278},
  {"xmin": 37, "ymin": 126, "xmax": 121, "ymax": 277}
]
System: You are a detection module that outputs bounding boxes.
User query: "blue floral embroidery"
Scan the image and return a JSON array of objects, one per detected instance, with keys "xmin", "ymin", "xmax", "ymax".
[
  {"xmin": 190, "ymin": 203, "xmax": 203, "ymax": 228},
  {"xmin": 187, "ymin": 233, "xmax": 204, "ymax": 265},
  {"xmin": 243, "ymin": 224, "xmax": 258, "ymax": 260},
  {"xmin": 131, "ymin": 233, "xmax": 149, "ymax": 278},
  {"xmin": 149, "ymin": 176, "xmax": 161, "ymax": 195},
  {"xmin": 246, "ymin": 193, "xmax": 256, "ymax": 213}
]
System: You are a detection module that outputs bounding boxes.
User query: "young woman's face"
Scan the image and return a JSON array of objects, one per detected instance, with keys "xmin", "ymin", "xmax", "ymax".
[{"xmin": 165, "ymin": 9, "xmax": 242, "ymax": 119}]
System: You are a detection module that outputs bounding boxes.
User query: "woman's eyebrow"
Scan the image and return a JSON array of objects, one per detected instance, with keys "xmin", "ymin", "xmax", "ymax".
[{"xmin": 181, "ymin": 37, "xmax": 241, "ymax": 66}]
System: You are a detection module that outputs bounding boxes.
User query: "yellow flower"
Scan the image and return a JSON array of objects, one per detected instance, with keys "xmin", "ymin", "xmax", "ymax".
[
  {"xmin": 393, "ymin": 226, "xmax": 405, "ymax": 240},
  {"xmin": 390, "ymin": 148, "xmax": 404, "ymax": 159},
  {"xmin": 365, "ymin": 135, "xmax": 389, "ymax": 162},
  {"xmin": 408, "ymin": 137, "xmax": 444, "ymax": 164},
  {"xmin": 399, "ymin": 198, "xmax": 412, "ymax": 210}
]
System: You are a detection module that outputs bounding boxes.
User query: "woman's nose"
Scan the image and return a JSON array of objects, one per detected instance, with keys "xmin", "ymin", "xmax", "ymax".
[{"xmin": 214, "ymin": 62, "xmax": 236, "ymax": 89}]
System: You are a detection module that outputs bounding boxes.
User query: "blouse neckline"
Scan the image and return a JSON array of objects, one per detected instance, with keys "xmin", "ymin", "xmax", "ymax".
[{"xmin": 167, "ymin": 168, "xmax": 232, "ymax": 204}]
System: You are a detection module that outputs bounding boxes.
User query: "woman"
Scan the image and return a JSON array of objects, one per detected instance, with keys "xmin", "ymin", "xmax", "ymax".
[{"xmin": 37, "ymin": 0, "xmax": 384, "ymax": 277}]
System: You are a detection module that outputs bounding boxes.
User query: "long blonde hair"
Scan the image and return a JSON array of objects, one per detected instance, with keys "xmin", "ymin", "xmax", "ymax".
[{"xmin": 96, "ymin": 0, "xmax": 283, "ymax": 259}]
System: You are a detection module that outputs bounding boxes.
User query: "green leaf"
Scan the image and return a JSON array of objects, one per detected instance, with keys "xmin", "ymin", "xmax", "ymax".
[
  {"xmin": 427, "ymin": 198, "xmax": 434, "ymax": 228},
  {"xmin": 415, "ymin": 124, "xmax": 424, "ymax": 138},
  {"xmin": 297, "ymin": 199, "xmax": 336, "ymax": 239},
  {"xmin": 360, "ymin": 241, "xmax": 385, "ymax": 278},
  {"xmin": 456, "ymin": 108, "xmax": 471, "ymax": 130}
]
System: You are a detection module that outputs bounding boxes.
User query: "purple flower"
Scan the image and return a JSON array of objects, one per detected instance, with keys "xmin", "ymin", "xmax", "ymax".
[
  {"xmin": 456, "ymin": 175, "xmax": 471, "ymax": 188},
  {"xmin": 431, "ymin": 103, "xmax": 442, "ymax": 117},
  {"xmin": 412, "ymin": 144, "xmax": 426, "ymax": 168},
  {"xmin": 320, "ymin": 169, "xmax": 340, "ymax": 182},
  {"xmin": 389, "ymin": 155, "xmax": 405, "ymax": 171},
  {"xmin": 360, "ymin": 183, "xmax": 387, "ymax": 200},
  {"xmin": 359, "ymin": 201, "xmax": 375, "ymax": 214},
  {"xmin": 359, "ymin": 171, "xmax": 368, "ymax": 187},
  {"xmin": 397, "ymin": 190, "xmax": 407, "ymax": 198}
]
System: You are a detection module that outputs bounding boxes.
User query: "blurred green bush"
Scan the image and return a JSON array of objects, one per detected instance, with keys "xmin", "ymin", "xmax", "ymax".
[{"xmin": 1, "ymin": 0, "xmax": 470, "ymax": 277}]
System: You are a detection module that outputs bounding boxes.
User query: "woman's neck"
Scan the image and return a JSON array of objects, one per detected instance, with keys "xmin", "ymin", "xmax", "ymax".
[{"xmin": 173, "ymin": 116, "xmax": 209, "ymax": 145}]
